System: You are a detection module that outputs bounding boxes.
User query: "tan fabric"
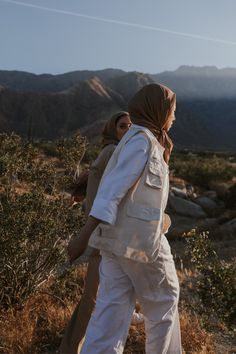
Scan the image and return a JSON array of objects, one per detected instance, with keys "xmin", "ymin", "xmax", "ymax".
[
  {"xmin": 85, "ymin": 144, "xmax": 116, "ymax": 216},
  {"xmin": 89, "ymin": 125, "xmax": 171, "ymax": 263},
  {"xmin": 86, "ymin": 111, "xmax": 129, "ymax": 215},
  {"xmin": 60, "ymin": 254, "xmax": 101, "ymax": 354},
  {"xmin": 128, "ymin": 83, "xmax": 175, "ymax": 163},
  {"xmin": 101, "ymin": 111, "xmax": 129, "ymax": 147}
]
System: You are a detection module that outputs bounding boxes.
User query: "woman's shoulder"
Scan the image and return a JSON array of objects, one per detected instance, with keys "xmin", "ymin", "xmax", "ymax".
[
  {"xmin": 102, "ymin": 143, "xmax": 116, "ymax": 152},
  {"xmin": 92, "ymin": 144, "xmax": 116, "ymax": 168},
  {"xmin": 125, "ymin": 129, "xmax": 151, "ymax": 149}
]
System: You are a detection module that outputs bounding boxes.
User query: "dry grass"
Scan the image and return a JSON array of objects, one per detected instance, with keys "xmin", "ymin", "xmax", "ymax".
[
  {"xmin": 0, "ymin": 264, "xmax": 86, "ymax": 354},
  {"xmin": 124, "ymin": 325, "xmax": 145, "ymax": 353},
  {"xmin": 0, "ymin": 293, "xmax": 215, "ymax": 354},
  {"xmin": 123, "ymin": 308, "xmax": 215, "ymax": 354},
  {"xmin": 0, "ymin": 293, "xmax": 72, "ymax": 354},
  {"xmin": 1, "ymin": 261, "xmax": 234, "ymax": 354},
  {"xmin": 180, "ymin": 309, "xmax": 215, "ymax": 354}
]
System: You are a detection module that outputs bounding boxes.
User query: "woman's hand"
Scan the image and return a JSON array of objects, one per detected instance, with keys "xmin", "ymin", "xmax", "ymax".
[
  {"xmin": 67, "ymin": 234, "xmax": 88, "ymax": 263},
  {"xmin": 67, "ymin": 216, "xmax": 100, "ymax": 263}
]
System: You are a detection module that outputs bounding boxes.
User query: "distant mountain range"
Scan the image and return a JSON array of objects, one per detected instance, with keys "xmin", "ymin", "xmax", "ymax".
[{"xmin": 0, "ymin": 66, "xmax": 236, "ymax": 151}]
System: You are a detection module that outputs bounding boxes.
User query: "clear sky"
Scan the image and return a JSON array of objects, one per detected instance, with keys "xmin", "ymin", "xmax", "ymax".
[{"xmin": 0, "ymin": 0, "xmax": 236, "ymax": 75}]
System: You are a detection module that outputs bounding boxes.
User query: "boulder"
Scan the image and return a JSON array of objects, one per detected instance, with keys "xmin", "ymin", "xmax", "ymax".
[
  {"xmin": 168, "ymin": 215, "xmax": 198, "ymax": 236},
  {"xmin": 194, "ymin": 196, "xmax": 218, "ymax": 215},
  {"xmin": 219, "ymin": 218, "xmax": 236, "ymax": 235},
  {"xmin": 197, "ymin": 218, "xmax": 219, "ymax": 231},
  {"xmin": 186, "ymin": 184, "xmax": 197, "ymax": 199},
  {"xmin": 167, "ymin": 215, "xmax": 218, "ymax": 237},
  {"xmin": 171, "ymin": 186, "xmax": 188, "ymax": 199},
  {"xmin": 169, "ymin": 195, "xmax": 207, "ymax": 218},
  {"xmin": 203, "ymin": 190, "xmax": 218, "ymax": 201}
]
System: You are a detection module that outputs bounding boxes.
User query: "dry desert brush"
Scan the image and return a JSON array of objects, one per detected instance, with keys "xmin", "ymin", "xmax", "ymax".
[{"xmin": 0, "ymin": 133, "xmax": 86, "ymax": 309}]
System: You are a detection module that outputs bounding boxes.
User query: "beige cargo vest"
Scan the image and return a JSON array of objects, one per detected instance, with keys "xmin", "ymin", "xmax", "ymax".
[{"xmin": 89, "ymin": 125, "xmax": 170, "ymax": 263}]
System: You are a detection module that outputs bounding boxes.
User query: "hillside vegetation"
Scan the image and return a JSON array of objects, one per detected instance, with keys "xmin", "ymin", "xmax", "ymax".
[{"xmin": 0, "ymin": 133, "xmax": 235, "ymax": 353}]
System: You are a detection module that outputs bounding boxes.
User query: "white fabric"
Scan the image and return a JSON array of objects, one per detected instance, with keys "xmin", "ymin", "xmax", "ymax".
[
  {"xmin": 89, "ymin": 131, "xmax": 150, "ymax": 224},
  {"xmin": 81, "ymin": 235, "xmax": 182, "ymax": 354}
]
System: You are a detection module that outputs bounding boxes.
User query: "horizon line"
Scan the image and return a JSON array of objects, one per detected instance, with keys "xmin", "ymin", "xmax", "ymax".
[{"xmin": 1, "ymin": 64, "xmax": 236, "ymax": 77}]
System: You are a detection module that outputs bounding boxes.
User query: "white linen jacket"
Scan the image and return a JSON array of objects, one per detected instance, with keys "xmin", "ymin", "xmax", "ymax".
[{"xmin": 89, "ymin": 125, "xmax": 170, "ymax": 263}]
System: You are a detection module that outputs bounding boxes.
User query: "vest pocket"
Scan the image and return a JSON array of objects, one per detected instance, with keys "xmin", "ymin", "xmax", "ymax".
[
  {"xmin": 146, "ymin": 159, "xmax": 163, "ymax": 189},
  {"xmin": 127, "ymin": 202, "xmax": 161, "ymax": 221}
]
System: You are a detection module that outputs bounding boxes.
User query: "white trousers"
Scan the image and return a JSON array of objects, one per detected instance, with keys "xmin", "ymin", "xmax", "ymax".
[{"xmin": 81, "ymin": 235, "xmax": 182, "ymax": 354}]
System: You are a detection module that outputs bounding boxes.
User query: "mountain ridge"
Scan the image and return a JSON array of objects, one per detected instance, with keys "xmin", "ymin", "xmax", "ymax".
[{"xmin": 0, "ymin": 66, "xmax": 236, "ymax": 151}]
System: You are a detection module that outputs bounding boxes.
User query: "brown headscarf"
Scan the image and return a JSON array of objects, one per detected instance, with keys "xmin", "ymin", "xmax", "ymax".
[
  {"xmin": 128, "ymin": 83, "xmax": 176, "ymax": 163},
  {"xmin": 101, "ymin": 111, "xmax": 130, "ymax": 147}
]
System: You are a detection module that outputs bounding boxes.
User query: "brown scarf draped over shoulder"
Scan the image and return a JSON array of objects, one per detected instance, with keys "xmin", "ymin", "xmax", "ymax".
[
  {"xmin": 128, "ymin": 84, "xmax": 176, "ymax": 163},
  {"xmin": 101, "ymin": 111, "xmax": 130, "ymax": 147}
]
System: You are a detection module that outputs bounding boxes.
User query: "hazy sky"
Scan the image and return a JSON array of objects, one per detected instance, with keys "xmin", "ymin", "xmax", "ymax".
[{"xmin": 0, "ymin": 0, "xmax": 236, "ymax": 74}]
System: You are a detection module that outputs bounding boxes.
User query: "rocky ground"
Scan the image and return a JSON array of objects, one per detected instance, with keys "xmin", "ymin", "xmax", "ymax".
[{"xmin": 168, "ymin": 176, "xmax": 236, "ymax": 240}]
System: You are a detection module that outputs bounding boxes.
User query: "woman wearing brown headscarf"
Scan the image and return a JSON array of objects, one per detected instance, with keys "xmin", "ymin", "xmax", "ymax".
[
  {"xmin": 128, "ymin": 83, "xmax": 175, "ymax": 163},
  {"xmin": 68, "ymin": 83, "xmax": 181, "ymax": 354},
  {"xmin": 85, "ymin": 111, "xmax": 132, "ymax": 215},
  {"xmin": 60, "ymin": 111, "xmax": 131, "ymax": 354}
]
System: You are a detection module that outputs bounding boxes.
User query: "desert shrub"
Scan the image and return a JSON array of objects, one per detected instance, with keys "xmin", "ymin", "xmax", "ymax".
[
  {"xmin": 185, "ymin": 229, "xmax": 236, "ymax": 327},
  {"xmin": 57, "ymin": 133, "xmax": 87, "ymax": 172},
  {"xmin": 34, "ymin": 140, "xmax": 60, "ymax": 157},
  {"xmin": 82, "ymin": 143, "xmax": 100, "ymax": 164},
  {"xmin": 170, "ymin": 153, "xmax": 236, "ymax": 189},
  {"xmin": 0, "ymin": 192, "xmax": 85, "ymax": 309},
  {"xmin": 0, "ymin": 133, "xmax": 86, "ymax": 309},
  {"xmin": 0, "ymin": 133, "xmax": 58, "ymax": 195}
]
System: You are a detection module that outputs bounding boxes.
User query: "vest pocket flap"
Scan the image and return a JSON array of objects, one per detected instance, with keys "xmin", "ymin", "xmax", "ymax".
[
  {"xmin": 146, "ymin": 160, "xmax": 163, "ymax": 188},
  {"xmin": 146, "ymin": 173, "xmax": 162, "ymax": 188},
  {"xmin": 127, "ymin": 203, "xmax": 161, "ymax": 221},
  {"xmin": 149, "ymin": 160, "xmax": 162, "ymax": 175}
]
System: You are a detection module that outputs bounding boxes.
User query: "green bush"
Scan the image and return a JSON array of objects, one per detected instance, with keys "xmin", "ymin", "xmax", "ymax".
[
  {"xmin": 185, "ymin": 229, "xmax": 236, "ymax": 327},
  {"xmin": 170, "ymin": 153, "xmax": 236, "ymax": 189},
  {"xmin": 0, "ymin": 133, "xmax": 86, "ymax": 309}
]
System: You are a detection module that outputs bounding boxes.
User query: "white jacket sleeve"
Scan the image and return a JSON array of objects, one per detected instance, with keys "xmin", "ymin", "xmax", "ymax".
[{"xmin": 89, "ymin": 134, "xmax": 150, "ymax": 224}]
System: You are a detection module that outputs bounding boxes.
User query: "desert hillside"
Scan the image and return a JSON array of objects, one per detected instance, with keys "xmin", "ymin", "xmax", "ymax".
[{"xmin": 0, "ymin": 66, "xmax": 236, "ymax": 150}]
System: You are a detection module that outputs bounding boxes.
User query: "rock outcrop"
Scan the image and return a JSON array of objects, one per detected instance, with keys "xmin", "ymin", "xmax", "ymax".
[{"xmin": 169, "ymin": 195, "xmax": 207, "ymax": 219}]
